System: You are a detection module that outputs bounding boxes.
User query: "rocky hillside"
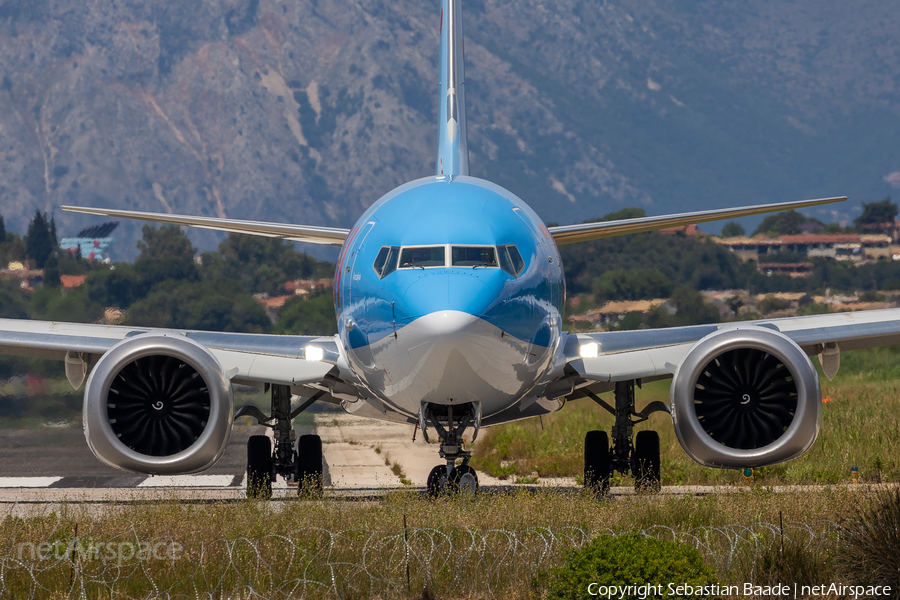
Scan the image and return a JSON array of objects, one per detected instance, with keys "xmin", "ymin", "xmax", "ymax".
[{"xmin": 0, "ymin": 0, "xmax": 898, "ymax": 258}]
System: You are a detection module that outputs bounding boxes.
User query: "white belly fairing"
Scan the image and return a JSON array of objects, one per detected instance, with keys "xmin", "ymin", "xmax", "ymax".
[{"xmin": 348, "ymin": 311, "xmax": 550, "ymax": 417}]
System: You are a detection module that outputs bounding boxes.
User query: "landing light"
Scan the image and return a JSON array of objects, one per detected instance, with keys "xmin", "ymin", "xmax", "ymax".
[
  {"xmin": 305, "ymin": 346, "xmax": 325, "ymax": 362},
  {"xmin": 579, "ymin": 342, "xmax": 600, "ymax": 358}
]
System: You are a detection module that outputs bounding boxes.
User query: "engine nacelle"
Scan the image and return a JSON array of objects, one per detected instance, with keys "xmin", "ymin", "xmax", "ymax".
[
  {"xmin": 671, "ymin": 326, "xmax": 820, "ymax": 469},
  {"xmin": 83, "ymin": 334, "xmax": 234, "ymax": 474}
]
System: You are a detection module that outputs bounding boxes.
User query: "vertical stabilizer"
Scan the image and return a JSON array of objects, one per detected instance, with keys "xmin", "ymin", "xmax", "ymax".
[{"xmin": 435, "ymin": 0, "xmax": 469, "ymax": 177}]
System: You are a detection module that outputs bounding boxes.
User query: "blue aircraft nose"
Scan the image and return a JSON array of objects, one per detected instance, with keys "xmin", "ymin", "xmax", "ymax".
[{"xmin": 400, "ymin": 272, "xmax": 497, "ymax": 322}]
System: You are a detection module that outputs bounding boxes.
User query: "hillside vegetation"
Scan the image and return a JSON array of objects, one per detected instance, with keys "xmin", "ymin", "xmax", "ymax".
[{"xmin": 0, "ymin": 0, "xmax": 898, "ymax": 257}]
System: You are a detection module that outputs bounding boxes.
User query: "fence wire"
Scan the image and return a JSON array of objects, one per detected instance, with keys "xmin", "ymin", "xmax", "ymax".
[{"xmin": 0, "ymin": 516, "xmax": 844, "ymax": 599}]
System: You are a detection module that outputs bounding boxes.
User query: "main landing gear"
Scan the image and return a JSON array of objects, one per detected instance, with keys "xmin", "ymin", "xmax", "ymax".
[
  {"xmin": 583, "ymin": 380, "xmax": 668, "ymax": 495},
  {"xmin": 420, "ymin": 402, "xmax": 481, "ymax": 497},
  {"xmin": 238, "ymin": 384, "xmax": 325, "ymax": 499}
]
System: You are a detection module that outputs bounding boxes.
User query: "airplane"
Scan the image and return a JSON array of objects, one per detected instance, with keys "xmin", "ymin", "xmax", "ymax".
[{"xmin": 1, "ymin": 0, "xmax": 897, "ymax": 498}]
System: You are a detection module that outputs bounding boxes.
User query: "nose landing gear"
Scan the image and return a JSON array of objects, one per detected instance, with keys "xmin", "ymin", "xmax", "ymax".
[{"xmin": 420, "ymin": 402, "xmax": 481, "ymax": 496}]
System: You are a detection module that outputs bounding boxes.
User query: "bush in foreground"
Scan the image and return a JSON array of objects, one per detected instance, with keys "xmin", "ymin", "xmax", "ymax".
[{"xmin": 536, "ymin": 532, "xmax": 719, "ymax": 600}]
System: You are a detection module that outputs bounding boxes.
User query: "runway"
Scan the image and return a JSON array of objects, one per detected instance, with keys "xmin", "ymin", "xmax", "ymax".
[
  {"xmin": 0, "ymin": 412, "xmax": 518, "ymax": 501},
  {"xmin": 0, "ymin": 412, "xmax": 473, "ymax": 500},
  {"xmin": 0, "ymin": 413, "xmax": 876, "ymax": 511}
]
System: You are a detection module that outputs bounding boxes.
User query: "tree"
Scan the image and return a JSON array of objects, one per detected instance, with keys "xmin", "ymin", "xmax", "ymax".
[
  {"xmin": 86, "ymin": 263, "xmax": 142, "ymax": 309},
  {"xmin": 612, "ymin": 286, "xmax": 721, "ymax": 330},
  {"xmin": 651, "ymin": 286, "xmax": 721, "ymax": 327},
  {"xmin": 127, "ymin": 279, "xmax": 270, "ymax": 333},
  {"xmin": 29, "ymin": 285, "xmax": 103, "ymax": 323},
  {"xmin": 587, "ymin": 207, "xmax": 647, "ymax": 223},
  {"xmin": 43, "ymin": 253, "xmax": 61, "ymax": 288},
  {"xmin": 201, "ymin": 234, "xmax": 328, "ymax": 295},
  {"xmin": 274, "ymin": 293, "xmax": 337, "ymax": 335},
  {"xmin": 0, "ymin": 280, "xmax": 29, "ymax": 318},
  {"xmin": 721, "ymin": 221, "xmax": 745, "ymax": 237},
  {"xmin": 559, "ymin": 207, "xmax": 754, "ymax": 295},
  {"xmin": 854, "ymin": 197, "xmax": 897, "ymax": 228},
  {"xmin": 592, "ymin": 268, "xmax": 673, "ymax": 302},
  {"xmin": 0, "ymin": 213, "xmax": 6, "ymax": 243},
  {"xmin": 24, "ymin": 210, "xmax": 56, "ymax": 268},
  {"xmin": 752, "ymin": 210, "xmax": 824, "ymax": 236},
  {"xmin": 135, "ymin": 225, "xmax": 199, "ymax": 288},
  {"xmin": 0, "ymin": 233, "xmax": 25, "ymax": 269}
]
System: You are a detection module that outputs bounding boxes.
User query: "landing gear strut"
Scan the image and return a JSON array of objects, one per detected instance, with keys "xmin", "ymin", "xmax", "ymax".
[
  {"xmin": 583, "ymin": 380, "xmax": 668, "ymax": 494},
  {"xmin": 420, "ymin": 402, "xmax": 481, "ymax": 496},
  {"xmin": 237, "ymin": 385, "xmax": 325, "ymax": 498}
]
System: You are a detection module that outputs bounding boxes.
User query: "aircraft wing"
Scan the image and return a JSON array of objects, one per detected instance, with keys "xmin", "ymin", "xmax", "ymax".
[
  {"xmin": 61, "ymin": 206, "xmax": 349, "ymax": 246},
  {"xmin": 548, "ymin": 196, "xmax": 845, "ymax": 245},
  {"xmin": 0, "ymin": 318, "xmax": 338, "ymax": 388},
  {"xmin": 561, "ymin": 308, "xmax": 900, "ymax": 386}
]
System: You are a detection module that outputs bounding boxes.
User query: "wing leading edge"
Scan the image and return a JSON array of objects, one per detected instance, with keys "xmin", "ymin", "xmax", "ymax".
[
  {"xmin": 61, "ymin": 206, "xmax": 349, "ymax": 246},
  {"xmin": 0, "ymin": 319, "xmax": 336, "ymax": 388},
  {"xmin": 548, "ymin": 196, "xmax": 846, "ymax": 245},
  {"xmin": 563, "ymin": 308, "xmax": 900, "ymax": 386}
]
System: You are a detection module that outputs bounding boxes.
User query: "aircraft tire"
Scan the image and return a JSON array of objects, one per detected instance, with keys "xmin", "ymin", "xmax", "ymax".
[
  {"xmin": 450, "ymin": 464, "xmax": 479, "ymax": 495},
  {"xmin": 247, "ymin": 435, "xmax": 273, "ymax": 500},
  {"xmin": 633, "ymin": 430, "xmax": 661, "ymax": 493},
  {"xmin": 426, "ymin": 465, "xmax": 447, "ymax": 497},
  {"xmin": 584, "ymin": 430, "xmax": 611, "ymax": 494},
  {"xmin": 297, "ymin": 434, "xmax": 324, "ymax": 496}
]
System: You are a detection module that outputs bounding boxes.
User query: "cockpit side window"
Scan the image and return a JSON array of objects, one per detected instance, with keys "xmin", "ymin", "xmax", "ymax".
[
  {"xmin": 399, "ymin": 246, "xmax": 446, "ymax": 268},
  {"xmin": 499, "ymin": 245, "xmax": 525, "ymax": 277},
  {"xmin": 373, "ymin": 246, "xmax": 400, "ymax": 278},
  {"xmin": 451, "ymin": 246, "xmax": 497, "ymax": 267},
  {"xmin": 507, "ymin": 245, "xmax": 524, "ymax": 275}
]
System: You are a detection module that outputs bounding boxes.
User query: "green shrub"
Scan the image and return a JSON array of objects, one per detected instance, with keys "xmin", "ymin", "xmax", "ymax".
[{"xmin": 536, "ymin": 532, "xmax": 719, "ymax": 600}]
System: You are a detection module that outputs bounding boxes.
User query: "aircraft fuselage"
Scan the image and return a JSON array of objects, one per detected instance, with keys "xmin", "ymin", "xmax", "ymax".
[{"xmin": 334, "ymin": 175, "xmax": 565, "ymax": 418}]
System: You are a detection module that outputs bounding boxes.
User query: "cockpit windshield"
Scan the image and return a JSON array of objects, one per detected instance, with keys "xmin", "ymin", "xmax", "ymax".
[
  {"xmin": 374, "ymin": 244, "xmax": 524, "ymax": 276},
  {"xmin": 452, "ymin": 246, "xmax": 497, "ymax": 267},
  {"xmin": 399, "ymin": 246, "xmax": 446, "ymax": 268}
]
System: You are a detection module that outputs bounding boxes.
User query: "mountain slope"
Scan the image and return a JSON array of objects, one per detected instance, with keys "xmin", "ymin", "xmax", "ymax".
[{"xmin": 0, "ymin": 0, "xmax": 897, "ymax": 259}]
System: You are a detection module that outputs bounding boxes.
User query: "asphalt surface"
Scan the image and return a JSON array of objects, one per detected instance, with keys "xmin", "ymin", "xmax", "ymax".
[{"xmin": 0, "ymin": 414, "xmax": 883, "ymax": 516}]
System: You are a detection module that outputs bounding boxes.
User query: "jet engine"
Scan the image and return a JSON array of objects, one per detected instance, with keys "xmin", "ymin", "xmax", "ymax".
[
  {"xmin": 83, "ymin": 334, "xmax": 234, "ymax": 474},
  {"xmin": 670, "ymin": 326, "xmax": 820, "ymax": 469}
]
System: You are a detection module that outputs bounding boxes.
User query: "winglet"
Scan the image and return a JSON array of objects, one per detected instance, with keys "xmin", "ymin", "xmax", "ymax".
[{"xmin": 435, "ymin": 0, "xmax": 469, "ymax": 177}]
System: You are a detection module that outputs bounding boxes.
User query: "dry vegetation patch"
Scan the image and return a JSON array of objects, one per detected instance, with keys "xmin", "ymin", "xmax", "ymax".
[{"xmin": 0, "ymin": 487, "xmax": 890, "ymax": 598}]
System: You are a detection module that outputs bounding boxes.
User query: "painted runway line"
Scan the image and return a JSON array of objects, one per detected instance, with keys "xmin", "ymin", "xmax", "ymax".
[
  {"xmin": 0, "ymin": 475, "xmax": 245, "ymax": 488},
  {"xmin": 0, "ymin": 477, "xmax": 63, "ymax": 488},
  {"xmin": 138, "ymin": 474, "xmax": 241, "ymax": 487}
]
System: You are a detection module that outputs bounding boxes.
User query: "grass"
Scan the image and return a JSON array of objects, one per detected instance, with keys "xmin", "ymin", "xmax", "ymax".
[
  {"xmin": 0, "ymin": 486, "xmax": 887, "ymax": 598},
  {"xmin": 472, "ymin": 346, "xmax": 900, "ymax": 486}
]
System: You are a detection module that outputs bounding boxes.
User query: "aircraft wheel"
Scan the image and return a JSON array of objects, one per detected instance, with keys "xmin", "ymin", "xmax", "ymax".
[
  {"xmin": 247, "ymin": 435, "xmax": 273, "ymax": 500},
  {"xmin": 584, "ymin": 430, "xmax": 611, "ymax": 495},
  {"xmin": 426, "ymin": 465, "xmax": 449, "ymax": 497},
  {"xmin": 297, "ymin": 434, "xmax": 324, "ymax": 496},
  {"xmin": 633, "ymin": 430, "xmax": 661, "ymax": 493},
  {"xmin": 450, "ymin": 464, "xmax": 479, "ymax": 495}
]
